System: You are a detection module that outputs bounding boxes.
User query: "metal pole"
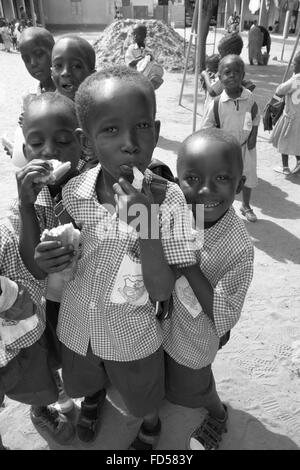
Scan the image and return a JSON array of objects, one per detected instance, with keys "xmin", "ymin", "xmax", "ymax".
[
  {"xmin": 192, "ymin": 0, "xmax": 203, "ymax": 132},
  {"xmin": 179, "ymin": 0, "xmax": 199, "ymax": 106},
  {"xmin": 282, "ymin": 27, "xmax": 300, "ymax": 81},
  {"xmin": 281, "ymin": 10, "xmax": 291, "ymax": 61},
  {"xmin": 239, "ymin": 0, "xmax": 245, "ymax": 33},
  {"xmin": 38, "ymin": 0, "xmax": 46, "ymax": 27},
  {"xmin": 0, "ymin": 0, "xmax": 4, "ymax": 18},
  {"xmin": 29, "ymin": 0, "xmax": 37, "ymax": 26}
]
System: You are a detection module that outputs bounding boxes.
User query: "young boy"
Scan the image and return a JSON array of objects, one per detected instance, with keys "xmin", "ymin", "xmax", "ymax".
[
  {"xmin": 163, "ymin": 128, "xmax": 254, "ymax": 450},
  {"xmin": 202, "ymin": 55, "xmax": 260, "ymax": 223},
  {"xmin": 0, "ymin": 223, "xmax": 75, "ymax": 447},
  {"xmin": 35, "ymin": 66, "xmax": 197, "ymax": 449},
  {"xmin": 51, "ymin": 35, "xmax": 96, "ymax": 102},
  {"xmin": 7, "ymin": 27, "xmax": 56, "ymax": 168},
  {"xmin": 8, "ymin": 92, "xmax": 83, "ymax": 419}
]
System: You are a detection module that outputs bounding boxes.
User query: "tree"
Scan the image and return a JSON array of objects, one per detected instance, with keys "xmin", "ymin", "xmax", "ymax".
[{"xmin": 185, "ymin": 0, "xmax": 219, "ymax": 70}]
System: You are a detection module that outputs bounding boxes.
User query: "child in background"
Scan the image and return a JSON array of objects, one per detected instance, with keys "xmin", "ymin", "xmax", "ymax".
[
  {"xmin": 51, "ymin": 35, "xmax": 96, "ymax": 102},
  {"xmin": 163, "ymin": 128, "xmax": 254, "ymax": 450},
  {"xmin": 0, "ymin": 20, "xmax": 12, "ymax": 52},
  {"xmin": 271, "ymin": 51, "xmax": 300, "ymax": 175},
  {"xmin": 34, "ymin": 66, "xmax": 197, "ymax": 449},
  {"xmin": 0, "ymin": 223, "xmax": 75, "ymax": 447},
  {"xmin": 8, "ymin": 92, "xmax": 83, "ymax": 421},
  {"xmin": 202, "ymin": 55, "xmax": 259, "ymax": 223},
  {"xmin": 5, "ymin": 27, "xmax": 56, "ymax": 168}
]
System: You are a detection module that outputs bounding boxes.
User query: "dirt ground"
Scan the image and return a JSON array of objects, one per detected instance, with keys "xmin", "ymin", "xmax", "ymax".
[{"xmin": 0, "ymin": 29, "xmax": 299, "ymax": 450}]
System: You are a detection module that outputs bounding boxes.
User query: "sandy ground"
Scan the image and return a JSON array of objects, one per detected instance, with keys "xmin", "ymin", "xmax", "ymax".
[{"xmin": 0, "ymin": 30, "xmax": 299, "ymax": 450}]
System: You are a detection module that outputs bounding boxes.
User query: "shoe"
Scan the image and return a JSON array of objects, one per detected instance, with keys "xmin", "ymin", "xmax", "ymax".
[
  {"xmin": 129, "ymin": 418, "xmax": 161, "ymax": 450},
  {"xmin": 76, "ymin": 391, "xmax": 106, "ymax": 443},
  {"xmin": 291, "ymin": 162, "xmax": 300, "ymax": 174},
  {"xmin": 274, "ymin": 166, "xmax": 291, "ymax": 175},
  {"xmin": 30, "ymin": 405, "xmax": 75, "ymax": 445},
  {"xmin": 188, "ymin": 404, "xmax": 228, "ymax": 450},
  {"xmin": 240, "ymin": 207, "xmax": 257, "ymax": 222}
]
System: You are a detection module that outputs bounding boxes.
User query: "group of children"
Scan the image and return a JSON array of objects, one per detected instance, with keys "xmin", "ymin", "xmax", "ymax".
[{"xmin": 0, "ymin": 26, "xmax": 256, "ymax": 451}]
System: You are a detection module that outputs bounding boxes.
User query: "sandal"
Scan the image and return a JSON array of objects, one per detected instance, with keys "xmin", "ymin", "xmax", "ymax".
[
  {"xmin": 273, "ymin": 166, "xmax": 291, "ymax": 175},
  {"xmin": 188, "ymin": 404, "xmax": 228, "ymax": 450},
  {"xmin": 240, "ymin": 207, "xmax": 257, "ymax": 222},
  {"xmin": 76, "ymin": 391, "xmax": 106, "ymax": 443},
  {"xmin": 128, "ymin": 418, "xmax": 161, "ymax": 450}
]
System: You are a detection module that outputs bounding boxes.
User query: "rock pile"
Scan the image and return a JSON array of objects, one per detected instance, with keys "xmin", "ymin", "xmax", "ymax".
[{"xmin": 93, "ymin": 19, "xmax": 194, "ymax": 72}]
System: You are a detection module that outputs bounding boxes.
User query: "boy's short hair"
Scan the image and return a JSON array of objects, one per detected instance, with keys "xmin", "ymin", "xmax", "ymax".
[
  {"xmin": 218, "ymin": 54, "xmax": 245, "ymax": 75},
  {"xmin": 19, "ymin": 26, "xmax": 54, "ymax": 51},
  {"xmin": 23, "ymin": 92, "xmax": 78, "ymax": 132},
  {"xmin": 76, "ymin": 65, "xmax": 156, "ymax": 133},
  {"xmin": 54, "ymin": 35, "xmax": 96, "ymax": 72},
  {"xmin": 133, "ymin": 24, "xmax": 147, "ymax": 36},
  {"xmin": 177, "ymin": 128, "xmax": 243, "ymax": 176}
]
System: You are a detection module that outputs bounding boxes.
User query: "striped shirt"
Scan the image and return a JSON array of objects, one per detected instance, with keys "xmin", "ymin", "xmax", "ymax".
[
  {"xmin": 58, "ymin": 165, "xmax": 197, "ymax": 361},
  {"xmin": 0, "ymin": 223, "xmax": 45, "ymax": 367},
  {"xmin": 163, "ymin": 207, "xmax": 254, "ymax": 369}
]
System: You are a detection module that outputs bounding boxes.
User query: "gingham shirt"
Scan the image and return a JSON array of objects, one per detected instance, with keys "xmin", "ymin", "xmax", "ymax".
[
  {"xmin": 163, "ymin": 207, "xmax": 254, "ymax": 369},
  {"xmin": 58, "ymin": 165, "xmax": 197, "ymax": 361},
  {"xmin": 0, "ymin": 223, "xmax": 45, "ymax": 367}
]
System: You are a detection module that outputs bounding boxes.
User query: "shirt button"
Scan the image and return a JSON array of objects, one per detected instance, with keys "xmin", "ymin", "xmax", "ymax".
[{"xmin": 89, "ymin": 301, "xmax": 96, "ymax": 309}]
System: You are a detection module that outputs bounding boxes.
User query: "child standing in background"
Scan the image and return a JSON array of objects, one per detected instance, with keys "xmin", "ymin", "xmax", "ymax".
[
  {"xmin": 202, "ymin": 55, "xmax": 259, "ymax": 223},
  {"xmin": 271, "ymin": 51, "xmax": 300, "ymax": 175}
]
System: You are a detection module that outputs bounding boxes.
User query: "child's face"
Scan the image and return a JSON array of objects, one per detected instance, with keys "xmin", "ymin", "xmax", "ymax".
[
  {"xmin": 52, "ymin": 38, "xmax": 92, "ymax": 101},
  {"xmin": 293, "ymin": 58, "xmax": 300, "ymax": 74},
  {"xmin": 219, "ymin": 59, "xmax": 244, "ymax": 93},
  {"xmin": 178, "ymin": 137, "xmax": 244, "ymax": 224},
  {"xmin": 23, "ymin": 101, "xmax": 81, "ymax": 171},
  {"xmin": 20, "ymin": 39, "xmax": 52, "ymax": 84},
  {"xmin": 83, "ymin": 78, "xmax": 160, "ymax": 183}
]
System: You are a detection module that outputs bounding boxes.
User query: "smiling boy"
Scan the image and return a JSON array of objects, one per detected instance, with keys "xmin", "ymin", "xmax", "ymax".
[
  {"xmin": 51, "ymin": 35, "xmax": 96, "ymax": 101},
  {"xmin": 163, "ymin": 128, "xmax": 254, "ymax": 450}
]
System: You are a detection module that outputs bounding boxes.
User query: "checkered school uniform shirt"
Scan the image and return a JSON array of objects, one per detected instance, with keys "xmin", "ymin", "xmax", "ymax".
[
  {"xmin": 0, "ymin": 223, "xmax": 45, "ymax": 366},
  {"xmin": 163, "ymin": 207, "xmax": 254, "ymax": 369},
  {"xmin": 58, "ymin": 164, "xmax": 197, "ymax": 361}
]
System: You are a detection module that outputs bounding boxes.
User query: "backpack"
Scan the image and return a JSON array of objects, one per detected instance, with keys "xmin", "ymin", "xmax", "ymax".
[{"xmin": 262, "ymin": 95, "xmax": 285, "ymax": 131}]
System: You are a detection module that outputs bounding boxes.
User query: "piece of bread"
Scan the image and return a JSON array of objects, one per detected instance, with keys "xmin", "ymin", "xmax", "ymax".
[
  {"xmin": 34, "ymin": 160, "xmax": 71, "ymax": 185},
  {"xmin": 132, "ymin": 166, "xmax": 144, "ymax": 191}
]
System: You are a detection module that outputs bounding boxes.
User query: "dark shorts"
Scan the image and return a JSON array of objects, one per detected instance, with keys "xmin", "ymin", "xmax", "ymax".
[
  {"xmin": 45, "ymin": 300, "xmax": 62, "ymax": 369},
  {"xmin": 61, "ymin": 344, "xmax": 165, "ymax": 418},
  {"xmin": 0, "ymin": 334, "xmax": 58, "ymax": 406},
  {"xmin": 165, "ymin": 352, "xmax": 222, "ymax": 409}
]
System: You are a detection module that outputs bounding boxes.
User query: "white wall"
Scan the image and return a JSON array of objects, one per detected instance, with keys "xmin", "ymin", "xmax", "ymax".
[{"xmin": 42, "ymin": 0, "xmax": 114, "ymax": 25}]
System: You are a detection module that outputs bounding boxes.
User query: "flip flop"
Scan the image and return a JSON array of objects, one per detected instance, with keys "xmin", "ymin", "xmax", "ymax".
[
  {"xmin": 240, "ymin": 207, "xmax": 257, "ymax": 222},
  {"xmin": 273, "ymin": 166, "xmax": 291, "ymax": 175}
]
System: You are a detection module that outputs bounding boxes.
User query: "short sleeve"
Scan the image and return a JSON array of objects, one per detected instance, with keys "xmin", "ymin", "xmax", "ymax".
[
  {"xmin": 159, "ymin": 183, "xmax": 197, "ymax": 268},
  {"xmin": 212, "ymin": 247, "xmax": 254, "ymax": 337},
  {"xmin": 276, "ymin": 76, "xmax": 297, "ymax": 96},
  {"xmin": 211, "ymin": 79, "xmax": 223, "ymax": 96},
  {"xmin": 201, "ymin": 99, "xmax": 216, "ymax": 129}
]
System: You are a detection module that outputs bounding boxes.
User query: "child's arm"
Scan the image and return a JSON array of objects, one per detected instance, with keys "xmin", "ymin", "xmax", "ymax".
[
  {"xmin": 180, "ymin": 248, "xmax": 254, "ymax": 337},
  {"xmin": 113, "ymin": 178, "xmax": 175, "ymax": 301},
  {"xmin": 201, "ymin": 72, "xmax": 222, "ymax": 97},
  {"xmin": 201, "ymin": 99, "xmax": 217, "ymax": 129},
  {"xmin": 275, "ymin": 76, "xmax": 297, "ymax": 97},
  {"xmin": 247, "ymin": 101, "xmax": 259, "ymax": 150}
]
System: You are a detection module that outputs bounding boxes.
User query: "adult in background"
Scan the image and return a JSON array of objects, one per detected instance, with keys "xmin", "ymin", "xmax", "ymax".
[
  {"xmin": 259, "ymin": 25, "xmax": 271, "ymax": 54},
  {"xmin": 248, "ymin": 20, "xmax": 263, "ymax": 65},
  {"xmin": 227, "ymin": 11, "xmax": 240, "ymax": 33}
]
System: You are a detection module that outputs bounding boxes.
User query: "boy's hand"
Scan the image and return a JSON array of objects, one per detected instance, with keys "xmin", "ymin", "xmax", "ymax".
[
  {"xmin": 16, "ymin": 159, "xmax": 52, "ymax": 206},
  {"xmin": 1, "ymin": 284, "xmax": 36, "ymax": 321},
  {"xmin": 34, "ymin": 240, "xmax": 76, "ymax": 274},
  {"xmin": 113, "ymin": 177, "xmax": 156, "ymax": 232}
]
